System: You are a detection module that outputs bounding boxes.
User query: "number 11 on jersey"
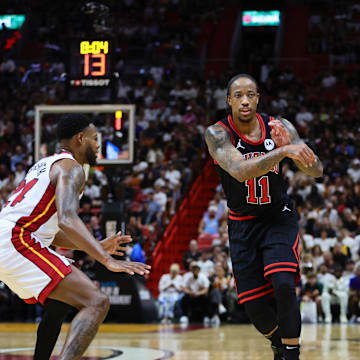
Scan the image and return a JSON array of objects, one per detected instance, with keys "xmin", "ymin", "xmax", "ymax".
[{"xmin": 245, "ymin": 176, "xmax": 271, "ymax": 204}]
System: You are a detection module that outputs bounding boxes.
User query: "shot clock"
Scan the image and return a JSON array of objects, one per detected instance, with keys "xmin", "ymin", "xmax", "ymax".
[{"xmin": 67, "ymin": 38, "xmax": 115, "ymax": 102}]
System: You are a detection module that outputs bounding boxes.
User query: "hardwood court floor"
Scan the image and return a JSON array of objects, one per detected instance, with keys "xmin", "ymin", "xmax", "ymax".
[{"xmin": 0, "ymin": 323, "xmax": 359, "ymax": 359}]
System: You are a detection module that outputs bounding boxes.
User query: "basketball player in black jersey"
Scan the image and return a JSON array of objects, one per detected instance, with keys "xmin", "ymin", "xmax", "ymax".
[{"xmin": 205, "ymin": 74, "xmax": 323, "ymax": 360}]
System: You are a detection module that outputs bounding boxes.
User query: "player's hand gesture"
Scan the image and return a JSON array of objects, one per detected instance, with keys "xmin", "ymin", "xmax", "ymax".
[
  {"xmin": 269, "ymin": 119, "xmax": 291, "ymax": 147},
  {"xmin": 105, "ymin": 257, "xmax": 151, "ymax": 275},
  {"xmin": 101, "ymin": 231, "xmax": 131, "ymax": 256},
  {"xmin": 284, "ymin": 143, "xmax": 316, "ymax": 168}
]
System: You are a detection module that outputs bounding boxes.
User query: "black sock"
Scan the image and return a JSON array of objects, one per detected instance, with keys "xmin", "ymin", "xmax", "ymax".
[
  {"xmin": 283, "ymin": 344, "xmax": 300, "ymax": 360},
  {"xmin": 34, "ymin": 300, "xmax": 73, "ymax": 360}
]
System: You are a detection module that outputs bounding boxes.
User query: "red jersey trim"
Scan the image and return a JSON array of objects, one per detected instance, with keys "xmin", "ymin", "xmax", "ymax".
[
  {"xmin": 229, "ymin": 214, "xmax": 256, "ymax": 221},
  {"xmin": 227, "ymin": 113, "xmax": 266, "ymax": 145},
  {"xmin": 264, "ymin": 268, "xmax": 297, "ymax": 277},
  {"xmin": 292, "ymin": 232, "xmax": 300, "ymax": 264},
  {"xmin": 238, "ymin": 282, "xmax": 272, "ymax": 298},
  {"xmin": 264, "ymin": 262, "xmax": 298, "ymax": 271},
  {"xmin": 239, "ymin": 288, "xmax": 274, "ymax": 304}
]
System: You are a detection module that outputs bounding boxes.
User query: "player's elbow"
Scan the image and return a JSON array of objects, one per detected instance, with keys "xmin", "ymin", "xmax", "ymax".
[
  {"xmin": 229, "ymin": 164, "xmax": 246, "ymax": 182},
  {"xmin": 58, "ymin": 212, "xmax": 78, "ymax": 232},
  {"xmin": 313, "ymin": 165, "xmax": 323, "ymax": 178}
]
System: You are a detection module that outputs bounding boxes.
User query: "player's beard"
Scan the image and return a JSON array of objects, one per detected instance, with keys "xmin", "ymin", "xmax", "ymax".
[{"xmin": 85, "ymin": 144, "xmax": 97, "ymax": 166}]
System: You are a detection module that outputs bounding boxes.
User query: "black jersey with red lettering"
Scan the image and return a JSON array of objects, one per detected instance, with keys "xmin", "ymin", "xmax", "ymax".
[{"xmin": 214, "ymin": 113, "xmax": 290, "ymax": 218}]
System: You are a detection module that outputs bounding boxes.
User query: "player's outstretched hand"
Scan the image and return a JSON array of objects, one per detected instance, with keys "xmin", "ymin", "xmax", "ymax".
[
  {"xmin": 101, "ymin": 231, "xmax": 132, "ymax": 256},
  {"xmin": 269, "ymin": 119, "xmax": 291, "ymax": 147},
  {"xmin": 284, "ymin": 143, "xmax": 316, "ymax": 168},
  {"xmin": 105, "ymin": 258, "xmax": 151, "ymax": 275}
]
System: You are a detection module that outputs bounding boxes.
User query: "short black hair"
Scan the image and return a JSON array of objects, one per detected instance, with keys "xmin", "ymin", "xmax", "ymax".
[
  {"xmin": 57, "ymin": 114, "xmax": 92, "ymax": 140},
  {"xmin": 226, "ymin": 73, "xmax": 259, "ymax": 96}
]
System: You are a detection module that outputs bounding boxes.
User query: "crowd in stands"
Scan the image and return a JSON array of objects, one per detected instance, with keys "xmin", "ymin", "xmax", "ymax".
[{"xmin": 307, "ymin": 0, "xmax": 360, "ymax": 66}]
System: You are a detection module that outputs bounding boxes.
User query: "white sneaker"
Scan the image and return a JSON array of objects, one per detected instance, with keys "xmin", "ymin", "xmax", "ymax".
[
  {"xmin": 340, "ymin": 315, "xmax": 348, "ymax": 324},
  {"xmin": 324, "ymin": 316, "xmax": 332, "ymax": 324},
  {"xmin": 179, "ymin": 316, "xmax": 189, "ymax": 325},
  {"xmin": 211, "ymin": 315, "xmax": 221, "ymax": 326},
  {"xmin": 203, "ymin": 316, "xmax": 210, "ymax": 326},
  {"xmin": 219, "ymin": 303, "xmax": 227, "ymax": 314}
]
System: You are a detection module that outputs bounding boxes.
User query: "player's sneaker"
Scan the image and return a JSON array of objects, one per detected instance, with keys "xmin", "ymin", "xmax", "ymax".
[{"xmin": 271, "ymin": 345, "xmax": 285, "ymax": 360}]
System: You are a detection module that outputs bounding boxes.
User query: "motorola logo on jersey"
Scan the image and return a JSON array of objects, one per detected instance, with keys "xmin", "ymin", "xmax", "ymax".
[{"xmin": 264, "ymin": 139, "xmax": 275, "ymax": 151}]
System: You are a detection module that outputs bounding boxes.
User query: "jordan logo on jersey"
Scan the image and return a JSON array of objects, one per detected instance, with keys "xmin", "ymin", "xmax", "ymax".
[{"xmin": 236, "ymin": 139, "xmax": 245, "ymax": 149}]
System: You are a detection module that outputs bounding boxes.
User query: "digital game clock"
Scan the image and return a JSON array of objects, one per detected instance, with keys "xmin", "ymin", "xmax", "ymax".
[{"xmin": 68, "ymin": 39, "xmax": 113, "ymax": 88}]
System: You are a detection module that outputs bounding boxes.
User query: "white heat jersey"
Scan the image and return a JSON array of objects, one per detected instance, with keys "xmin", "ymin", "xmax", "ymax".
[{"xmin": 0, "ymin": 152, "xmax": 77, "ymax": 247}]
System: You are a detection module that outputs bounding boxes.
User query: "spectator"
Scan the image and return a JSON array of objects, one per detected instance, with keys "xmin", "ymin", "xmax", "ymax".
[
  {"xmin": 126, "ymin": 216, "xmax": 145, "ymax": 245},
  {"xmin": 183, "ymin": 239, "xmax": 201, "ymax": 270},
  {"xmin": 343, "ymin": 259, "xmax": 355, "ymax": 284},
  {"xmin": 158, "ymin": 263, "xmax": 183, "ymax": 324},
  {"xmin": 130, "ymin": 238, "xmax": 146, "ymax": 264},
  {"xmin": 332, "ymin": 242, "xmax": 350, "ymax": 270},
  {"xmin": 180, "ymin": 261, "xmax": 210, "ymax": 325},
  {"xmin": 78, "ymin": 201, "xmax": 92, "ymax": 224},
  {"xmin": 153, "ymin": 184, "xmax": 168, "ymax": 213},
  {"xmin": 10, "ymin": 145, "xmax": 25, "ymax": 172},
  {"xmin": 295, "ymin": 106, "xmax": 313, "ymax": 129},
  {"xmin": 321, "ymin": 266, "xmax": 349, "ymax": 323},
  {"xmin": 198, "ymin": 248, "xmax": 215, "ymax": 278},
  {"xmin": 165, "ymin": 162, "xmax": 181, "ymax": 190},
  {"xmin": 317, "ymin": 263, "xmax": 335, "ymax": 285},
  {"xmin": 0, "ymin": 188, "xmax": 9, "ymax": 210},
  {"xmin": 213, "ymin": 83, "xmax": 227, "ymax": 120},
  {"xmin": 322, "ymin": 251, "xmax": 336, "ymax": 274},
  {"xmin": 301, "ymin": 272, "xmax": 323, "ymax": 321},
  {"xmin": 321, "ymin": 72, "xmax": 337, "ymax": 88},
  {"xmin": 84, "ymin": 176, "xmax": 101, "ymax": 203},
  {"xmin": 349, "ymin": 265, "xmax": 360, "ymax": 323},
  {"xmin": 313, "ymin": 230, "xmax": 336, "ymax": 253},
  {"xmin": 311, "ymin": 245, "xmax": 324, "ymax": 270},
  {"xmin": 89, "ymin": 216, "xmax": 103, "ymax": 241},
  {"xmin": 208, "ymin": 262, "xmax": 230, "ymax": 326},
  {"xmin": 198, "ymin": 205, "xmax": 220, "ymax": 237},
  {"xmin": 347, "ymin": 159, "xmax": 360, "ymax": 183},
  {"xmin": 181, "ymin": 105, "xmax": 197, "ymax": 124},
  {"xmin": 13, "ymin": 163, "xmax": 26, "ymax": 187}
]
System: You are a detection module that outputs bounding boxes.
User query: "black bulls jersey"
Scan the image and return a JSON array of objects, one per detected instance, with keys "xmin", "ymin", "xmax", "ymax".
[{"xmin": 214, "ymin": 113, "xmax": 290, "ymax": 218}]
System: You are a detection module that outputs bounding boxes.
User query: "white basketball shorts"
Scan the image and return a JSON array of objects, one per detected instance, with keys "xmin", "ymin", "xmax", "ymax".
[{"xmin": 0, "ymin": 219, "xmax": 72, "ymax": 304}]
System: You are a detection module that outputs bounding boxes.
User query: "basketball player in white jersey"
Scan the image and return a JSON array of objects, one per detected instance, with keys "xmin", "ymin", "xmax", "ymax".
[{"xmin": 0, "ymin": 115, "xmax": 151, "ymax": 360}]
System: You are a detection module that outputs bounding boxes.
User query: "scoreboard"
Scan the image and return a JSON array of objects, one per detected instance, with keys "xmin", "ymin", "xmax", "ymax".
[{"xmin": 68, "ymin": 39, "xmax": 113, "ymax": 88}]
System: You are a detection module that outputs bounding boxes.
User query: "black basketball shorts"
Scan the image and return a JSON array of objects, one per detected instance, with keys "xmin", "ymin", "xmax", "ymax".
[{"xmin": 228, "ymin": 206, "xmax": 300, "ymax": 305}]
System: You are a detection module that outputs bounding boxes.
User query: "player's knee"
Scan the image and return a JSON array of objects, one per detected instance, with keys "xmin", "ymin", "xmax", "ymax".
[
  {"xmin": 244, "ymin": 298, "xmax": 277, "ymax": 334},
  {"xmin": 93, "ymin": 292, "xmax": 110, "ymax": 315},
  {"xmin": 270, "ymin": 272, "xmax": 296, "ymax": 297}
]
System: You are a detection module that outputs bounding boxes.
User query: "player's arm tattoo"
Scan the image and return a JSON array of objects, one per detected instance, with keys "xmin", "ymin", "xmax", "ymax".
[
  {"xmin": 56, "ymin": 163, "xmax": 85, "ymax": 220},
  {"xmin": 280, "ymin": 118, "xmax": 323, "ymax": 178},
  {"xmin": 205, "ymin": 124, "xmax": 287, "ymax": 182}
]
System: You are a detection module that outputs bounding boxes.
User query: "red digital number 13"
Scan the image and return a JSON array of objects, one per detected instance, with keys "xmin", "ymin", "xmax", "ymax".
[{"xmin": 83, "ymin": 53, "xmax": 106, "ymax": 76}]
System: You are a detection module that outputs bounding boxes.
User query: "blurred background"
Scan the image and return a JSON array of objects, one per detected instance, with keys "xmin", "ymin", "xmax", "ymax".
[{"xmin": 0, "ymin": 0, "xmax": 360, "ymax": 327}]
